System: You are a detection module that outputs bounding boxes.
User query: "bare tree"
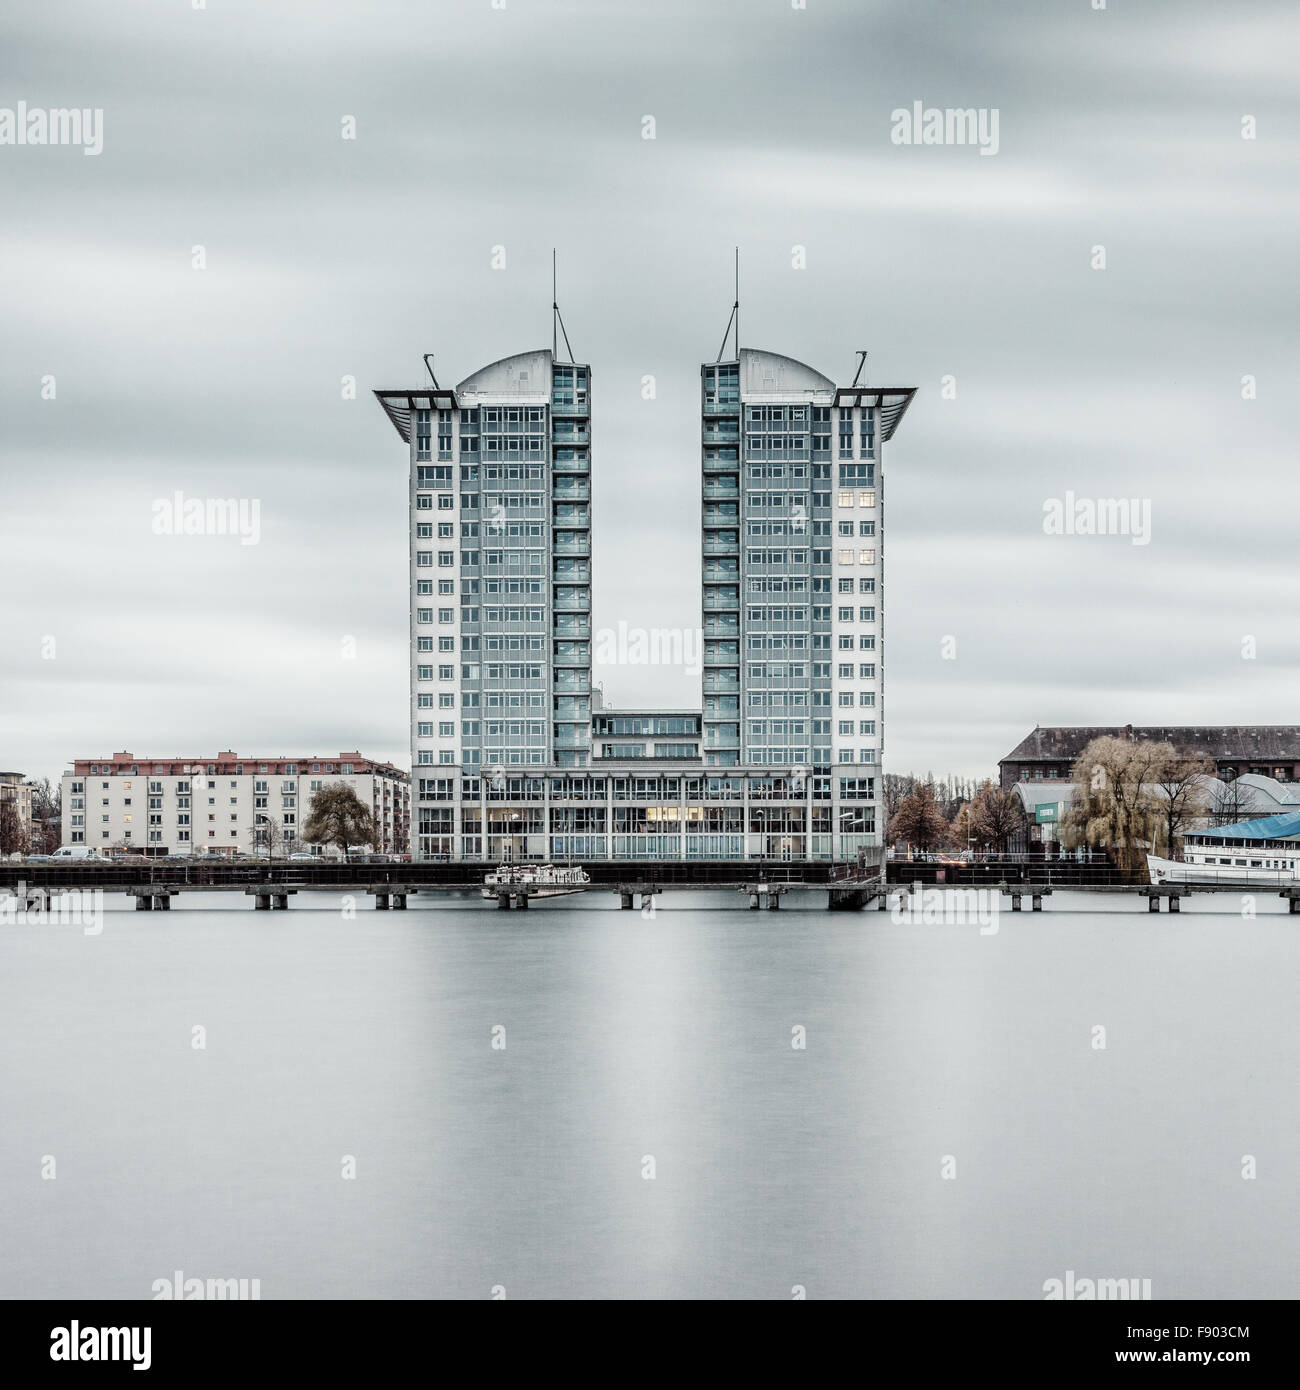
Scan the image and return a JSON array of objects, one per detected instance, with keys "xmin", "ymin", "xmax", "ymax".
[
  {"xmin": 27, "ymin": 777, "xmax": 60, "ymax": 821},
  {"xmin": 1153, "ymin": 750, "xmax": 1215, "ymax": 854},
  {"xmin": 970, "ymin": 780, "xmax": 1023, "ymax": 855},
  {"xmin": 1207, "ymin": 778, "xmax": 1260, "ymax": 829},
  {"xmin": 255, "ymin": 814, "xmax": 285, "ymax": 862},
  {"xmin": 881, "ymin": 773, "xmax": 917, "ymax": 825}
]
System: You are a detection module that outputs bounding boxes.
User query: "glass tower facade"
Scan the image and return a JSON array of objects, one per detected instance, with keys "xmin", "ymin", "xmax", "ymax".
[
  {"xmin": 702, "ymin": 348, "xmax": 915, "ymax": 859},
  {"xmin": 380, "ymin": 339, "xmax": 912, "ymax": 863}
]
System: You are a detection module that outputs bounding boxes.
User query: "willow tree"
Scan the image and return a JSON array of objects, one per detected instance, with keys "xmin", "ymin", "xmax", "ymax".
[{"xmin": 1063, "ymin": 736, "xmax": 1169, "ymax": 872}]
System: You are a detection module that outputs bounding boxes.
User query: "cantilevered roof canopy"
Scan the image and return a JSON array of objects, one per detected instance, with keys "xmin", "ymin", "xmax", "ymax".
[
  {"xmin": 834, "ymin": 386, "xmax": 917, "ymax": 440},
  {"xmin": 372, "ymin": 387, "xmax": 456, "ymax": 443}
]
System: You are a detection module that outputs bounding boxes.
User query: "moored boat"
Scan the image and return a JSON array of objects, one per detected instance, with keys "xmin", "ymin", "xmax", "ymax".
[
  {"xmin": 1147, "ymin": 852, "xmax": 1299, "ymax": 887},
  {"xmin": 482, "ymin": 863, "xmax": 591, "ymax": 899}
]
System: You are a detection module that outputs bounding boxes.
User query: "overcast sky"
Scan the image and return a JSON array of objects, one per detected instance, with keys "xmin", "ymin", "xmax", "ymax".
[{"xmin": 2, "ymin": 0, "xmax": 1296, "ymax": 787}]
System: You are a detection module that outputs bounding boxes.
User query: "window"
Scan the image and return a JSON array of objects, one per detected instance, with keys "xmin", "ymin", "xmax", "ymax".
[
  {"xmin": 859, "ymin": 548, "xmax": 876, "ymax": 565},
  {"xmin": 837, "ymin": 549, "xmax": 853, "ymax": 565},
  {"xmin": 838, "ymin": 490, "xmax": 853, "ymax": 507}
]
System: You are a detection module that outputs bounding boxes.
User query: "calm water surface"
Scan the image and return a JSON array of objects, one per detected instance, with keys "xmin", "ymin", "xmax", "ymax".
[{"xmin": 2, "ymin": 888, "xmax": 1297, "ymax": 1299}]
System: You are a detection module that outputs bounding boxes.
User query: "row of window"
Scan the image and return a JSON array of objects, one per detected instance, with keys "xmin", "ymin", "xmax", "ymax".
[
  {"xmin": 416, "ymin": 773, "xmax": 879, "ymax": 801},
  {"xmin": 416, "ymin": 663, "xmax": 547, "ymax": 683},
  {"xmin": 78, "ymin": 762, "xmax": 358, "ymax": 777}
]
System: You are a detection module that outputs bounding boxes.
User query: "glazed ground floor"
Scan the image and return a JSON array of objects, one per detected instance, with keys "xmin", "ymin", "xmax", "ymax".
[{"xmin": 412, "ymin": 763, "xmax": 880, "ymax": 862}]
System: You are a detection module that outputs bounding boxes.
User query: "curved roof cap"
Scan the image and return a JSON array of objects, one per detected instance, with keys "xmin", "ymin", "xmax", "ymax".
[
  {"xmin": 740, "ymin": 348, "xmax": 836, "ymax": 397},
  {"xmin": 456, "ymin": 349, "xmax": 552, "ymax": 398}
]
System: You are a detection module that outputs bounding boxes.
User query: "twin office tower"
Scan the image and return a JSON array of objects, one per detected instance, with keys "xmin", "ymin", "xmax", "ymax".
[{"xmin": 376, "ymin": 339, "xmax": 914, "ymax": 864}]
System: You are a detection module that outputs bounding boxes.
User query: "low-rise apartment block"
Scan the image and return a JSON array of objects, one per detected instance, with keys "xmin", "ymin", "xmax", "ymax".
[{"xmin": 61, "ymin": 751, "xmax": 410, "ymax": 856}]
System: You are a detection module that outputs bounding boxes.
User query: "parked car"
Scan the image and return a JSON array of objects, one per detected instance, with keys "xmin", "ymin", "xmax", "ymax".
[
  {"xmin": 49, "ymin": 846, "xmax": 109, "ymax": 861},
  {"xmin": 289, "ymin": 852, "xmax": 317, "ymax": 862}
]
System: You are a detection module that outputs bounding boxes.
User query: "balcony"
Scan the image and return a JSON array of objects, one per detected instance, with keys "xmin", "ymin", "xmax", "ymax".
[
  {"xmin": 702, "ymin": 425, "xmax": 740, "ymax": 446},
  {"xmin": 551, "ymin": 398, "xmax": 589, "ymax": 417},
  {"xmin": 552, "ymin": 428, "xmax": 590, "ymax": 446},
  {"xmin": 553, "ymin": 562, "xmax": 591, "ymax": 582},
  {"xmin": 702, "ymin": 480, "xmax": 739, "ymax": 500},
  {"xmin": 703, "ymin": 535, "xmax": 739, "ymax": 555},
  {"xmin": 702, "ymin": 562, "xmax": 739, "ymax": 581},
  {"xmin": 703, "ymin": 453, "xmax": 739, "ymax": 471},
  {"xmin": 553, "ymin": 673, "xmax": 590, "ymax": 693},
  {"xmin": 703, "ymin": 590, "xmax": 739, "ymax": 611},
  {"xmin": 554, "ymin": 618, "xmax": 591, "ymax": 639},
  {"xmin": 702, "ymin": 399, "xmax": 740, "ymax": 416},
  {"xmin": 703, "ymin": 505, "xmax": 739, "ymax": 527},
  {"xmin": 553, "ymin": 480, "xmax": 590, "ymax": 501},
  {"xmin": 703, "ymin": 617, "xmax": 739, "ymax": 637},
  {"xmin": 704, "ymin": 734, "xmax": 741, "ymax": 751},
  {"xmin": 554, "ymin": 591, "xmax": 591, "ymax": 612},
  {"xmin": 703, "ymin": 673, "xmax": 740, "ymax": 692},
  {"xmin": 552, "ymin": 455, "xmax": 590, "ymax": 474},
  {"xmin": 553, "ymin": 533, "xmax": 590, "ymax": 554},
  {"xmin": 553, "ymin": 729, "xmax": 592, "ymax": 749}
]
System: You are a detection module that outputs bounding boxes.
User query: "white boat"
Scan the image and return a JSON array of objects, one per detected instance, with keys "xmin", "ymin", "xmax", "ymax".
[
  {"xmin": 1147, "ymin": 852, "xmax": 1300, "ymax": 887},
  {"xmin": 482, "ymin": 863, "xmax": 591, "ymax": 899}
]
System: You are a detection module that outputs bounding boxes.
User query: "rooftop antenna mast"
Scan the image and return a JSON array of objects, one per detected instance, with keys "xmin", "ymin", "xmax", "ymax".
[
  {"xmin": 715, "ymin": 247, "xmax": 740, "ymax": 363},
  {"xmin": 851, "ymin": 350, "xmax": 868, "ymax": 387},
  {"xmin": 552, "ymin": 249, "xmax": 576, "ymax": 363},
  {"xmin": 423, "ymin": 354, "xmax": 440, "ymax": 388}
]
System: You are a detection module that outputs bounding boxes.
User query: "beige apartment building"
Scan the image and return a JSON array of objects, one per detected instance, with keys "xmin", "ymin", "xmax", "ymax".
[{"xmin": 61, "ymin": 751, "xmax": 410, "ymax": 857}]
